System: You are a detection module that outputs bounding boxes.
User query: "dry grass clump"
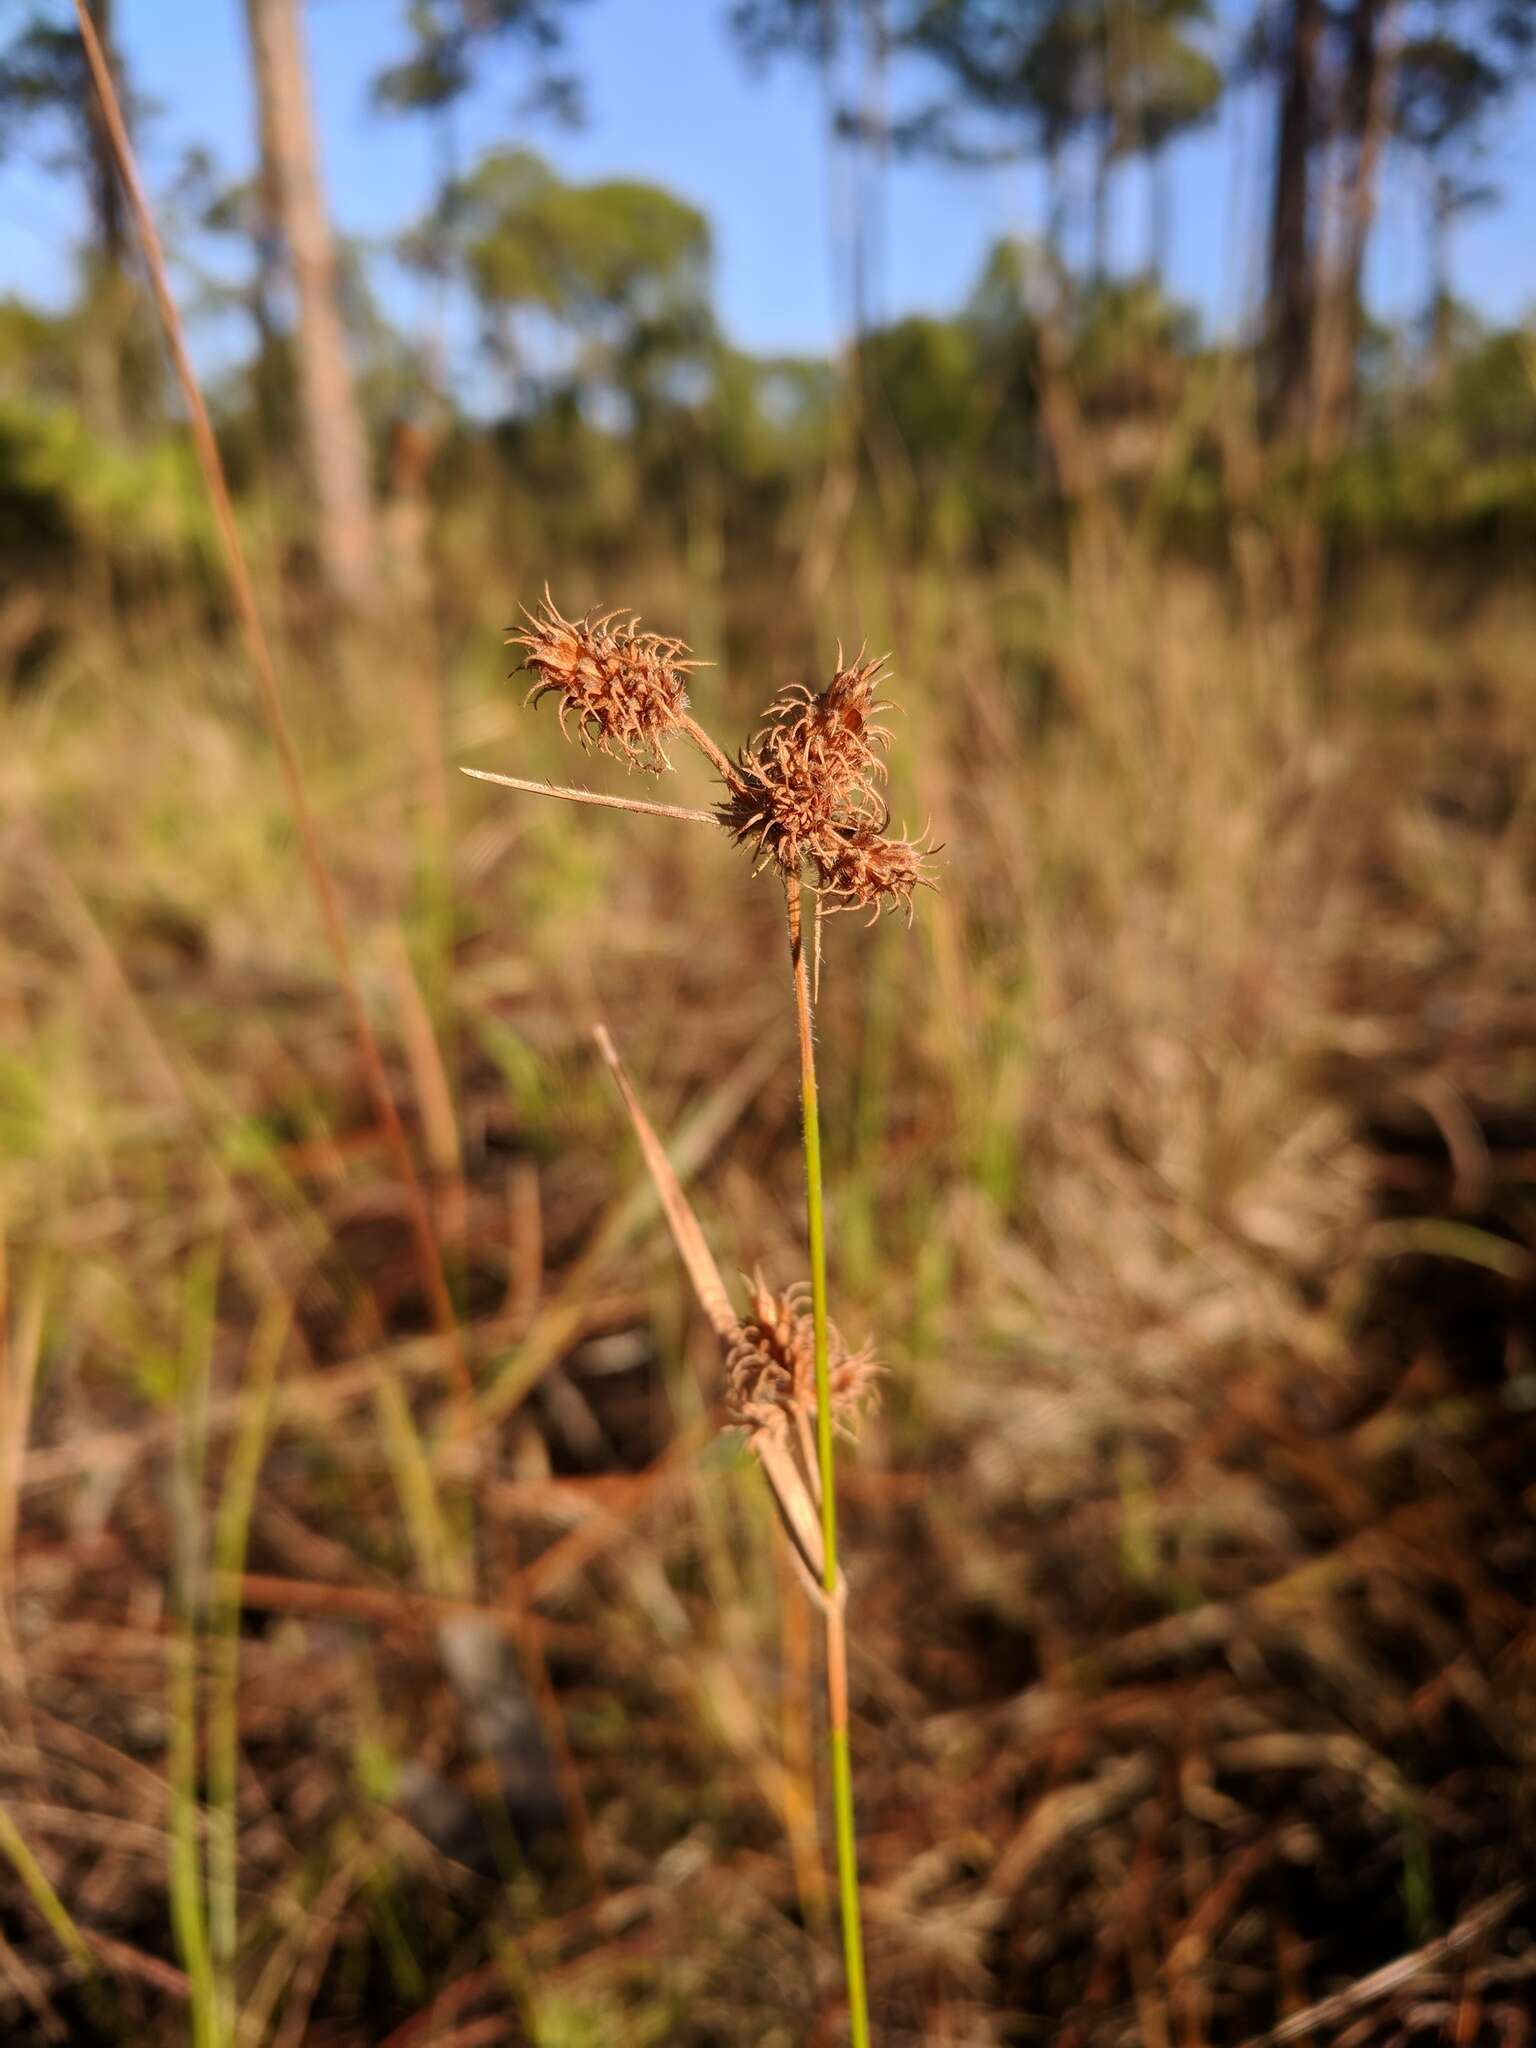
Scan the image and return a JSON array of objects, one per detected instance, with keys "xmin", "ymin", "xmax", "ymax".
[{"xmin": 6, "ymin": 536, "xmax": 1536, "ymax": 2046}]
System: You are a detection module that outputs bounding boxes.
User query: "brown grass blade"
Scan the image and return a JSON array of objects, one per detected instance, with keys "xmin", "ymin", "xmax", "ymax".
[
  {"xmin": 472, "ymin": 1023, "xmax": 781, "ymax": 1426},
  {"xmin": 591, "ymin": 1024, "xmax": 737, "ymax": 1340},
  {"xmin": 591, "ymin": 1024, "xmax": 835, "ymax": 1598},
  {"xmin": 1233, "ymin": 1883, "xmax": 1526, "ymax": 2048},
  {"xmin": 71, "ymin": 0, "xmax": 471, "ymax": 1417}
]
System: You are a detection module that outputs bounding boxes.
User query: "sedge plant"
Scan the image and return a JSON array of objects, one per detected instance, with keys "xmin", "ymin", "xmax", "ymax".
[{"xmin": 466, "ymin": 596, "xmax": 934, "ymax": 2043}]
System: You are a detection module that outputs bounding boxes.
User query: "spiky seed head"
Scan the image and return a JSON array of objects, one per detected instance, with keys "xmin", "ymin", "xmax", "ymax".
[
  {"xmin": 509, "ymin": 593, "xmax": 700, "ymax": 773},
  {"xmin": 726, "ymin": 1274, "xmax": 880, "ymax": 1443},
  {"xmin": 745, "ymin": 648, "xmax": 893, "ymax": 820},
  {"xmin": 716, "ymin": 744, "xmax": 841, "ymax": 883},
  {"xmin": 717, "ymin": 758, "xmax": 936, "ymax": 923},
  {"xmin": 717, "ymin": 646, "xmax": 936, "ymax": 925},
  {"xmin": 815, "ymin": 819, "xmax": 937, "ymax": 925}
]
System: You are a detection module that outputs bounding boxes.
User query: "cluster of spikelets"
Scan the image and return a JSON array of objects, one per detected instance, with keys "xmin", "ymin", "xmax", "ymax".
[
  {"xmin": 509, "ymin": 595, "xmax": 935, "ymax": 923},
  {"xmin": 720, "ymin": 656, "xmax": 933, "ymax": 923},
  {"xmin": 726, "ymin": 1274, "xmax": 881, "ymax": 1446},
  {"xmin": 511, "ymin": 594, "xmax": 700, "ymax": 773}
]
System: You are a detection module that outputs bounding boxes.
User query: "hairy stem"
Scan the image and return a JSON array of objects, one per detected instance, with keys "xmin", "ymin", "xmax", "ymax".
[
  {"xmin": 461, "ymin": 766, "xmax": 719, "ymax": 825},
  {"xmin": 786, "ymin": 880, "xmax": 871, "ymax": 2048},
  {"xmin": 679, "ymin": 711, "xmax": 737, "ymax": 784}
]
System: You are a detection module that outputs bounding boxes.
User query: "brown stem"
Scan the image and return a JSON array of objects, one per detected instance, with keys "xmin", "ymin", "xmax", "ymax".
[
  {"xmin": 461, "ymin": 767, "xmax": 719, "ymax": 826},
  {"xmin": 71, "ymin": 5, "xmax": 476, "ymax": 1423},
  {"xmin": 678, "ymin": 712, "xmax": 736, "ymax": 785}
]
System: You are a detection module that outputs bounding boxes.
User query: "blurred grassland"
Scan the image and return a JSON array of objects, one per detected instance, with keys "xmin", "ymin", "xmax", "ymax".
[{"xmin": 3, "ymin": 476, "xmax": 1536, "ymax": 2043}]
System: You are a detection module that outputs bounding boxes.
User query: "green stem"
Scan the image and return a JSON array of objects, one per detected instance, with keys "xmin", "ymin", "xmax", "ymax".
[
  {"xmin": 209, "ymin": 1302, "xmax": 287, "ymax": 2039},
  {"xmin": 787, "ymin": 881, "xmax": 871, "ymax": 2048},
  {"xmin": 169, "ymin": 1241, "xmax": 222, "ymax": 2048}
]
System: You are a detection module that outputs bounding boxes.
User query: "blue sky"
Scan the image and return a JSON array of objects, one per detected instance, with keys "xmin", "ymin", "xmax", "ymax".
[{"xmin": 3, "ymin": 0, "xmax": 1533, "ymax": 363}]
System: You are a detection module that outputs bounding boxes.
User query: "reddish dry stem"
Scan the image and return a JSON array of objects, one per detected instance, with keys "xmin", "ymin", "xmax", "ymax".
[{"xmin": 72, "ymin": 1, "xmax": 473, "ymax": 1420}]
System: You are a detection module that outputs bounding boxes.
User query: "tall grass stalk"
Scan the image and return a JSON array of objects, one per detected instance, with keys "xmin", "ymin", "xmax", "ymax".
[
  {"xmin": 209, "ymin": 1301, "xmax": 289, "ymax": 2038},
  {"xmin": 0, "ymin": 1799, "xmax": 92, "ymax": 1973},
  {"xmin": 169, "ymin": 1241, "xmax": 222, "ymax": 2048},
  {"xmin": 786, "ymin": 880, "xmax": 870, "ymax": 2047},
  {"xmin": 493, "ymin": 597, "xmax": 925, "ymax": 2040}
]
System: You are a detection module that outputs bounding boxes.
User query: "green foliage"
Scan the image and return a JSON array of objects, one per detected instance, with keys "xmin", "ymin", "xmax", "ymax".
[
  {"xmin": 1071, "ymin": 274, "xmax": 1198, "ymax": 409},
  {"xmin": 533, "ymin": 1982, "xmax": 684, "ymax": 2048},
  {"xmin": 453, "ymin": 149, "xmax": 710, "ymax": 326},
  {"xmin": 372, "ymin": 0, "xmax": 586, "ymax": 121},
  {"xmin": 730, "ymin": 0, "xmax": 843, "ymax": 69},
  {"xmin": 906, "ymin": 0, "xmax": 1221, "ymax": 155},
  {"xmin": 711, "ymin": 347, "xmax": 837, "ymax": 479},
  {"xmin": 0, "ymin": 393, "xmax": 212, "ymax": 565},
  {"xmin": 1449, "ymin": 324, "xmax": 1536, "ymax": 456},
  {"xmin": 1396, "ymin": 0, "xmax": 1534, "ymax": 155},
  {"xmin": 0, "ymin": 293, "xmax": 76, "ymax": 402},
  {"xmin": 0, "ymin": 14, "xmax": 85, "ymax": 125},
  {"xmin": 404, "ymin": 145, "xmax": 717, "ymax": 446},
  {"xmin": 0, "ymin": 4, "xmax": 151, "ymax": 258},
  {"xmin": 1398, "ymin": 27, "xmax": 1505, "ymax": 151},
  {"xmin": 0, "ymin": 11, "xmax": 123, "ymax": 171},
  {"xmin": 1113, "ymin": 1, "xmax": 1223, "ymax": 152},
  {"xmin": 862, "ymin": 313, "xmax": 984, "ymax": 465}
]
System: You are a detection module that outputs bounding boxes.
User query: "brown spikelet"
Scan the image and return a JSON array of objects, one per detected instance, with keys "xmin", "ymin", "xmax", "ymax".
[
  {"xmin": 726, "ymin": 1274, "xmax": 880, "ymax": 1443},
  {"xmin": 748, "ymin": 647, "xmax": 894, "ymax": 816},
  {"xmin": 717, "ymin": 760, "xmax": 936, "ymax": 923},
  {"xmin": 716, "ymin": 652, "xmax": 887, "ymax": 877},
  {"xmin": 815, "ymin": 818, "xmax": 938, "ymax": 925},
  {"xmin": 510, "ymin": 592, "xmax": 701, "ymax": 773},
  {"xmin": 716, "ymin": 746, "xmax": 841, "ymax": 883}
]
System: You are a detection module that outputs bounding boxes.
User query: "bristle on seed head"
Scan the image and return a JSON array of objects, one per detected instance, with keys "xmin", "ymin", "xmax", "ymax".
[
  {"xmin": 718, "ymin": 646, "xmax": 935, "ymax": 919},
  {"xmin": 716, "ymin": 747, "xmax": 840, "ymax": 884},
  {"xmin": 509, "ymin": 591, "xmax": 700, "ymax": 774},
  {"xmin": 726, "ymin": 1274, "xmax": 881, "ymax": 1444},
  {"xmin": 746, "ymin": 649, "xmax": 894, "ymax": 817},
  {"xmin": 816, "ymin": 819, "xmax": 938, "ymax": 925}
]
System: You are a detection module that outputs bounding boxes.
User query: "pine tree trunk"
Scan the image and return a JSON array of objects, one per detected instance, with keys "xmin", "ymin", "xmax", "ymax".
[
  {"xmin": 79, "ymin": 0, "xmax": 128, "ymax": 438},
  {"xmin": 1428, "ymin": 174, "xmax": 1454, "ymax": 396},
  {"xmin": 1311, "ymin": 0, "xmax": 1399, "ymax": 450},
  {"xmin": 243, "ymin": 0, "xmax": 376, "ymax": 610},
  {"xmin": 1091, "ymin": 120, "xmax": 1112, "ymax": 283},
  {"xmin": 1266, "ymin": 0, "xmax": 1323, "ymax": 436},
  {"xmin": 1044, "ymin": 132, "xmax": 1068, "ymax": 273},
  {"xmin": 1339, "ymin": 0, "xmax": 1382, "ymax": 328},
  {"xmin": 81, "ymin": 0, "xmax": 126, "ymax": 273},
  {"xmin": 1147, "ymin": 144, "xmax": 1170, "ymax": 283}
]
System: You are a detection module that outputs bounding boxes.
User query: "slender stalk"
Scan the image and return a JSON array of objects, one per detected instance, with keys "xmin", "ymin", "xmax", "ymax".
[
  {"xmin": 209, "ymin": 1303, "xmax": 289, "ymax": 2040},
  {"xmin": 72, "ymin": 0, "xmax": 474, "ymax": 1422},
  {"xmin": 169, "ymin": 1242, "xmax": 222, "ymax": 2048},
  {"xmin": 679, "ymin": 711, "xmax": 736, "ymax": 783},
  {"xmin": 461, "ymin": 766, "xmax": 719, "ymax": 826},
  {"xmin": 0, "ymin": 1801, "xmax": 91, "ymax": 1971},
  {"xmin": 785, "ymin": 880, "xmax": 871, "ymax": 2048}
]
